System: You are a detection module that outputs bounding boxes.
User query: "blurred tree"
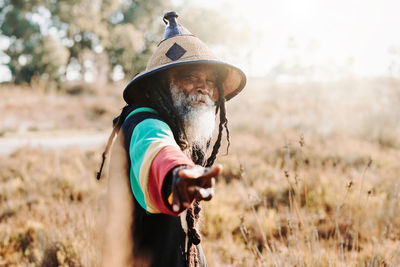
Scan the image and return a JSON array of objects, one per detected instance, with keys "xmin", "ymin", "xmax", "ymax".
[
  {"xmin": 0, "ymin": 0, "xmax": 250, "ymax": 86},
  {"xmin": 44, "ymin": 0, "xmax": 168, "ymax": 81},
  {"xmin": 0, "ymin": 0, "xmax": 68, "ymax": 84},
  {"xmin": 0, "ymin": 0, "xmax": 168, "ymax": 85},
  {"xmin": 102, "ymin": 0, "xmax": 167, "ymax": 80}
]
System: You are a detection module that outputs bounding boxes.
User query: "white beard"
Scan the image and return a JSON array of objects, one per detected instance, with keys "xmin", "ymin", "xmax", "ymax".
[{"xmin": 170, "ymin": 82, "xmax": 216, "ymax": 151}]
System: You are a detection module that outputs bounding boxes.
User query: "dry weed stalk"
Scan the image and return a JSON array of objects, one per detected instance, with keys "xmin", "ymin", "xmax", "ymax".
[
  {"xmin": 233, "ymin": 133, "xmax": 398, "ymax": 266},
  {"xmin": 353, "ymin": 158, "xmax": 373, "ymax": 254}
]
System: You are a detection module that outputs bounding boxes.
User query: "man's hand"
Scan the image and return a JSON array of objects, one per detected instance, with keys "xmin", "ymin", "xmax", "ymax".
[{"xmin": 171, "ymin": 164, "xmax": 222, "ymax": 213}]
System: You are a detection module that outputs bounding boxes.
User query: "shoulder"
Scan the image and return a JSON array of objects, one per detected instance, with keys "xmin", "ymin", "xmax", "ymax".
[
  {"xmin": 121, "ymin": 106, "xmax": 170, "ymax": 147},
  {"xmin": 121, "ymin": 106, "xmax": 166, "ymax": 131}
]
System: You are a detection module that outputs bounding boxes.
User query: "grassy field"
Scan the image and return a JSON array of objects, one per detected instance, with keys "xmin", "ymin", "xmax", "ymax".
[{"xmin": 0, "ymin": 77, "xmax": 399, "ymax": 266}]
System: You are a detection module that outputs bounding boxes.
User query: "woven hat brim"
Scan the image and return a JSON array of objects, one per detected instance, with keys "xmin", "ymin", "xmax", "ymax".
[{"xmin": 123, "ymin": 59, "xmax": 246, "ymax": 103}]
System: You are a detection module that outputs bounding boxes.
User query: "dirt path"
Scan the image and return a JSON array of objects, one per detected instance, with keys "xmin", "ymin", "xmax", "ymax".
[{"xmin": 0, "ymin": 132, "xmax": 109, "ymax": 155}]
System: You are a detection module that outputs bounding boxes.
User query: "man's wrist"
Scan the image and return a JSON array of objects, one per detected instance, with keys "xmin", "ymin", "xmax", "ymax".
[{"xmin": 164, "ymin": 165, "xmax": 189, "ymax": 211}]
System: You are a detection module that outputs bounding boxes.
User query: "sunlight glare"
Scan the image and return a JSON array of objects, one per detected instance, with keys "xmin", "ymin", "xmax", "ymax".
[{"xmin": 193, "ymin": 0, "xmax": 400, "ymax": 79}]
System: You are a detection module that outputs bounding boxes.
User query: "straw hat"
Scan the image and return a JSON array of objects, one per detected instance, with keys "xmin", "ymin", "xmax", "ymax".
[{"xmin": 123, "ymin": 11, "xmax": 246, "ymax": 103}]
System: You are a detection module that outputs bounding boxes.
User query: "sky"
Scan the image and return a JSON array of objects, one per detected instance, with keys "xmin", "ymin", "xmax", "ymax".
[{"xmin": 183, "ymin": 0, "xmax": 400, "ymax": 79}]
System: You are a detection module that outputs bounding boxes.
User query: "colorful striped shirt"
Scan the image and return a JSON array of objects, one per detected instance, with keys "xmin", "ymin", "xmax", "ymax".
[{"xmin": 121, "ymin": 106, "xmax": 194, "ymax": 215}]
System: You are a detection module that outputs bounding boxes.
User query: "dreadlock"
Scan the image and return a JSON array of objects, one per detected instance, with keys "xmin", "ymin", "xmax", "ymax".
[
  {"xmin": 206, "ymin": 85, "xmax": 230, "ymax": 166},
  {"xmin": 95, "ymin": 104, "xmax": 133, "ymax": 179},
  {"xmin": 184, "ymin": 84, "xmax": 229, "ymax": 266},
  {"xmin": 96, "ymin": 68, "xmax": 230, "ymax": 267}
]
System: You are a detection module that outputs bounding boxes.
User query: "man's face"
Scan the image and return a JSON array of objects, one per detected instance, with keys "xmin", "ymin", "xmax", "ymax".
[
  {"xmin": 168, "ymin": 64, "xmax": 218, "ymax": 149},
  {"xmin": 169, "ymin": 64, "xmax": 219, "ymax": 105}
]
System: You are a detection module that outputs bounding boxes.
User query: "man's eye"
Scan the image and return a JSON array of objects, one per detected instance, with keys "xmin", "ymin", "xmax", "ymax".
[
  {"xmin": 184, "ymin": 75, "xmax": 197, "ymax": 82},
  {"xmin": 207, "ymin": 80, "xmax": 216, "ymax": 87}
]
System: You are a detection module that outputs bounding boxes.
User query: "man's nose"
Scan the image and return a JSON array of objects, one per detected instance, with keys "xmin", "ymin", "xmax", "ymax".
[
  {"xmin": 197, "ymin": 87, "xmax": 209, "ymax": 96},
  {"xmin": 195, "ymin": 79, "xmax": 211, "ymax": 96}
]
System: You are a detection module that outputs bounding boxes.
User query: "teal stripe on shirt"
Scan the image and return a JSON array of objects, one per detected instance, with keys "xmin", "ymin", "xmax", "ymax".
[{"xmin": 129, "ymin": 117, "xmax": 175, "ymax": 211}]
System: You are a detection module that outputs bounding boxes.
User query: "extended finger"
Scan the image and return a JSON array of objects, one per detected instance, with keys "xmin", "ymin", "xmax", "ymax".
[
  {"xmin": 179, "ymin": 164, "xmax": 222, "ymax": 179},
  {"xmin": 188, "ymin": 186, "xmax": 215, "ymax": 201},
  {"xmin": 200, "ymin": 176, "xmax": 215, "ymax": 188},
  {"xmin": 193, "ymin": 174, "xmax": 217, "ymax": 188},
  {"xmin": 171, "ymin": 184, "xmax": 181, "ymax": 213},
  {"xmin": 178, "ymin": 166, "xmax": 205, "ymax": 179},
  {"xmin": 179, "ymin": 164, "xmax": 222, "ymax": 181},
  {"xmin": 198, "ymin": 164, "xmax": 222, "ymax": 180}
]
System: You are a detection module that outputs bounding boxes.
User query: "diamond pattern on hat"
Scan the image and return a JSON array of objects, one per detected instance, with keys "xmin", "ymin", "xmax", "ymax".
[{"xmin": 165, "ymin": 43, "xmax": 187, "ymax": 61}]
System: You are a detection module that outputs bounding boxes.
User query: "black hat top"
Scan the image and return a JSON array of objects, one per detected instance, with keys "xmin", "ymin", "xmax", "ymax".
[{"xmin": 162, "ymin": 11, "xmax": 192, "ymax": 41}]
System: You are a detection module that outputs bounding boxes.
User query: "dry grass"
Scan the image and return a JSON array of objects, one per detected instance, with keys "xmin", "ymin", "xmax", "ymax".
[
  {"xmin": 0, "ymin": 77, "xmax": 399, "ymax": 266},
  {"xmin": 0, "ymin": 148, "xmax": 106, "ymax": 266},
  {"xmin": 0, "ymin": 82, "xmax": 125, "ymax": 136}
]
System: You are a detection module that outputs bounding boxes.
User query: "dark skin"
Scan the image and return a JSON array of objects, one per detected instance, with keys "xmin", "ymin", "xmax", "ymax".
[
  {"xmin": 167, "ymin": 64, "xmax": 222, "ymax": 213},
  {"xmin": 169, "ymin": 64, "xmax": 220, "ymax": 104},
  {"xmin": 171, "ymin": 164, "xmax": 222, "ymax": 213}
]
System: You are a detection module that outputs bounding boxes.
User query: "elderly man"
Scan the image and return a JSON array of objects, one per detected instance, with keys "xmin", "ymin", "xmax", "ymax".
[{"xmin": 100, "ymin": 11, "xmax": 246, "ymax": 267}]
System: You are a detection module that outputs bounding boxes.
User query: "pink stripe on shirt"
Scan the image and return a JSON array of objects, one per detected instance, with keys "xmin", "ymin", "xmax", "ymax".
[{"xmin": 148, "ymin": 146, "xmax": 194, "ymax": 216}]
